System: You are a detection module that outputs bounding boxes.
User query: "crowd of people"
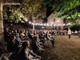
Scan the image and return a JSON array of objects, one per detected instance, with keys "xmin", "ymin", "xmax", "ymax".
[
  {"xmin": 2, "ymin": 23, "xmax": 55, "ymax": 60},
  {"xmin": 1, "ymin": 22, "xmax": 80, "ymax": 60}
]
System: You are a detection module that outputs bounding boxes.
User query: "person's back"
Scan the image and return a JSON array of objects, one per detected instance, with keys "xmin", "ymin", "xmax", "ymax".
[
  {"xmin": 68, "ymin": 29, "xmax": 71, "ymax": 35},
  {"xmin": 67, "ymin": 29, "xmax": 71, "ymax": 39}
]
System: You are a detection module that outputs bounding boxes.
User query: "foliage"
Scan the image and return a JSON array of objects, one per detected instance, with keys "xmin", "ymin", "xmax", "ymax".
[
  {"xmin": 3, "ymin": 0, "xmax": 80, "ymax": 23},
  {"xmin": 50, "ymin": 0, "xmax": 80, "ymax": 21},
  {"xmin": 41, "ymin": 0, "xmax": 80, "ymax": 22},
  {"xmin": 22, "ymin": 0, "xmax": 80, "ymax": 21},
  {"xmin": 20, "ymin": 0, "xmax": 43, "ymax": 17},
  {"xmin": 3, "ymin": 6, "xmax": 25, "ymax": 23}
]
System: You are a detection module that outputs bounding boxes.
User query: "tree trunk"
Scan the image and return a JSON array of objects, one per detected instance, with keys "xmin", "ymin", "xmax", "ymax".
[{"xmin": 0, "ymin": 1, "xmax": 6, "ymax": 51}]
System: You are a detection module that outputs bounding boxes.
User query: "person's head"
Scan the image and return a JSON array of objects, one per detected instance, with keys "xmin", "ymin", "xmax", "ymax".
[
  {"xmin": 22, "ymin": 41, "xmax": 30, "ymax": 49},
  {"xmin": 5, "ymin": 27, "xmax": 9, "ymax": 32},
  {"xmin": 11, "ymin": 35, "xmax": 16, "ymax": 40},
  {"xmin": 16, "ymin": 33, "xmax": 19, "ymax": 36}
]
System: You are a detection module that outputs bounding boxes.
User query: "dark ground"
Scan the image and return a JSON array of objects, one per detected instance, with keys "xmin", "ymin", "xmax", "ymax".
[{"xmin": 43, "ymin": 35, "xmax": 80, "ymax": 60}]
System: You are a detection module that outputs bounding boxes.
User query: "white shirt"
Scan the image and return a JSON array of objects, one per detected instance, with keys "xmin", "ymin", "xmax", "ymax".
[{"xmin": 68, "ymin": 30, "xmax": 71, "ymax": 35}]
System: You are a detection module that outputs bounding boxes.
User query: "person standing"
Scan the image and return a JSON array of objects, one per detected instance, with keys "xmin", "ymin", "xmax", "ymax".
[{"xmin": 68, "ymin": 29, "xmax": 72, "ymax": 39}]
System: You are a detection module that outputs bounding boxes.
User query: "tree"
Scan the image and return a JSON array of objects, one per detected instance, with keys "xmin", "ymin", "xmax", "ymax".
[
  {"xmin": 50, "ymin": 0, "xmax": 80, "ymax": 22},
  {"xmin": 20, "ymin": 0, "xmax": 43, "ymax": 17},
  {"xmin": 3, "ymin": 0, "xmax": 80, "ymax": 23}
]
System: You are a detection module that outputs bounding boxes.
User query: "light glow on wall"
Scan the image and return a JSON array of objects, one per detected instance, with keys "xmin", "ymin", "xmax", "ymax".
[
  {"xmin": 57, "ymin": 20, "xmax": 60, "ymax": 22},
  {"xmin": 28, "ymin": 21, "xmax": 66, "ymax": 26}
]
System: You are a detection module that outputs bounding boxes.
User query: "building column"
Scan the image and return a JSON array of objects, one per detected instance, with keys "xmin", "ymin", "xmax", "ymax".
[
  {"xmin": 33, "ymin": 17, "xmax": 35, "ymax": 30},
  {"xmin": 0, "ymin": 1, "xmax": 5, "ymax": 50}
]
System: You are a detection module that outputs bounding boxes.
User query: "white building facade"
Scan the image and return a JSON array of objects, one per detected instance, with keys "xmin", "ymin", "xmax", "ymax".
[{"xmin": 47, "ymin": 13, "xmax": 65, "ymax": 30}]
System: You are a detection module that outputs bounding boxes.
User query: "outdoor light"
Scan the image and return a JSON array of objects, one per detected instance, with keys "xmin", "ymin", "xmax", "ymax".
[
  {"xmin": 54, "ymin": 24, "xmax": 56, "ymax": 26},
  {"xmin": 57, "ymin": 20, "xmax": 60, "ymax": 22},
  {"xmin": 63, "ymin": 24, "xmax": 65, "ymax": 26},
  {"xmin": 20, "ymin": 15, "xmax": 23, "ymax": 17},
  {"xmin": 37, "ymin": 23, "xmax": 40, "ymax": 25},
  {"xmin": 43, "ymin": 23, "xmax": 46, "ymax": 26},
  {"xmin": 39, "ymin": 24, "xmax": 43, "ymax": 26},
  {"xmin": 29, "ymin": 21, "xmax": 31, "ymax": 24},
  {"xmin": 25, "ymin": 19, "xmax": 28, "ymax": 21},
  {"xmin": 35, "ymin": 23, "xmax": 37, "ymax": 25},
  {"xmin": 46, "ymin": 23, "xmax": 49, "ymax": 26},
  {"xmin": 35, "ymin": 23, "xmax": 39, "ymax": 25},
  {"xmin": 24, "ymin": 18, "xmax": 28, "ymax": 21}
]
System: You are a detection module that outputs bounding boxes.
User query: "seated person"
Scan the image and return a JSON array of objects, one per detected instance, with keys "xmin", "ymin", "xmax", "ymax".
[
  {"xmin": 15, "ymin": 41, "xmax": 41, "ymax": 60},
  {"xmin": 16, "ymin": 33, "xmax": 21, "ymax": 42}
]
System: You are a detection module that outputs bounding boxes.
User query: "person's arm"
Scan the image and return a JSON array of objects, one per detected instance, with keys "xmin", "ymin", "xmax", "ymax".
[
  {"xmin": 29, "ymin": 49, "xmax": 41, "ymax": 59},
  {"xmin": 25, "ymin": 49, "xmax": 32, "ymax": 60},
  {"xmin": 29, "ymin": 50, "xmax": 38, "ymax": 57}
]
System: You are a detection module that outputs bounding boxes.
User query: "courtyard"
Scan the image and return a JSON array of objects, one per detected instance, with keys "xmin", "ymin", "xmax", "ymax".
[{"xmin": 44, "ymin": 35, "xmax": 80, "ymax": 60}]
